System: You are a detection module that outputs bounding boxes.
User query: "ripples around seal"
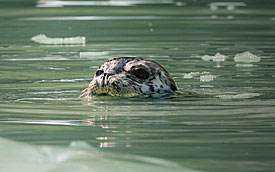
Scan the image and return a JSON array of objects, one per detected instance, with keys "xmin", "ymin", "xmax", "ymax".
[{"xmin": 1, "ymin": 0, "xmax": 275, "ymax": 171}]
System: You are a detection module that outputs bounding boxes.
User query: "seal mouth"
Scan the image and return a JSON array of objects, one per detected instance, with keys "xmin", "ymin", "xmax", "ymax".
[{"xmin": 97, "ymin": 93, "xmax": 108, "ymax": 96}]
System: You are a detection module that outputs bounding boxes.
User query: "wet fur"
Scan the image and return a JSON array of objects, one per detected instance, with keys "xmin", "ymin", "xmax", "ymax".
[{"xmin": 80, "ymin": 57, "xmax": 177, "ymax": 99}]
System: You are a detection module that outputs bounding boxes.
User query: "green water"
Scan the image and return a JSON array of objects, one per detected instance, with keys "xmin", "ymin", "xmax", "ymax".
[{"xmin": 1, "ymin": 0, "xmax": 275, "ymax": 171}]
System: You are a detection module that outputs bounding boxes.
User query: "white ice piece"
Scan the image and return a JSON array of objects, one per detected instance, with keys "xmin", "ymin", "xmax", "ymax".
[
  {"xmin": 183, "ymin": 72, "xmax": 210, "ymax": 79},
  {"xmin": 80, "ymin": 52, "xmax": 109, "ymax": 58},
  {"xmin": 31, "ymin": 34, "xmax": 86, "ymax": 45},
  {"xmin": 201, "ymin": 55, "xmax": 213, "ymax": 61},
  {"xmin": 202, "ymin": 53, "xmax": 227, "ymax": 62},
  {"xmin": 183, "ymin": 72, "xmax": 200, "ymax": 79},
  {"xmin": 209, "ymin": 2, "xmax": 246, "ymax": 11},
  {"xmin": 236, "ymin": 64, "xmax": 255, "ymax": 67},
  {"xmin": 234, "ymin": 51, "xmax": 261, "ymax": 63},
  {"xmin": 200, "ymin": 75, "xmax": 216, "ymax": 82},
  {"xmin": 216, "ymin": 93, "xmax": 260, "ymax": 99}
]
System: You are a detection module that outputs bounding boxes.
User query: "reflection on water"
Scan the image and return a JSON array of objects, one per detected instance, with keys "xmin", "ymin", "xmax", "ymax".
[
  {"xmin": 1, "ymin": 0, "xmax": 275, "ymax": 171},
  {"xmin": 37, "ymin": 0, "xmax": 175, "ymax": 7},
  {"xmin": 0, "ymin": 137, "xmax": 192, "ymax": 172},
  {"xmin": 20, "ymin": 16, "xmax": 216, "ymax": 21}
]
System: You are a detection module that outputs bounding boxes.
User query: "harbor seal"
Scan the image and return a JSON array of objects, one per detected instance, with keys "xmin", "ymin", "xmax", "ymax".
[{"xmin": 79, "ymin": 57, "xmax": 177, "ymax": 98}]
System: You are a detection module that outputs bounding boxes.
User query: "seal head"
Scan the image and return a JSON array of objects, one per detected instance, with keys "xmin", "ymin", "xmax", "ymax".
[{"xmin": 80, "ymin": 57, "xmax": 177, "ymax": 98}]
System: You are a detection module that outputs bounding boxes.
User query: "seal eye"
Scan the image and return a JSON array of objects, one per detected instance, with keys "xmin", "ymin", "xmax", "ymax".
[
  {"xmin": 132, "ymin": 68, "xmax": 150, "ymax": 80},
  {"xmin": 95, "ymin": 70, "xmax": 104, "ymax": 77}
]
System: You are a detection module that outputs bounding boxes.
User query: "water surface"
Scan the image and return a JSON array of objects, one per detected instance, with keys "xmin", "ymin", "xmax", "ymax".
[{"xmin": 1, "ymin": 0, "xmax": 275, "ymax": 171}]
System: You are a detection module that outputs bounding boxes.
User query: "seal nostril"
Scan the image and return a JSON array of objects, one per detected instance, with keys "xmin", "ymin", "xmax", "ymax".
[
  {"xmin": 102, "ymin": 73, "xmax": 115, "ymax": 86},
  {"xmin": 95, "ymin": 70, "xmax": 104, "ymax": 77},
  {"xmin": 105, "ymin": 73, "xmax": 115, "ymax": 79}
]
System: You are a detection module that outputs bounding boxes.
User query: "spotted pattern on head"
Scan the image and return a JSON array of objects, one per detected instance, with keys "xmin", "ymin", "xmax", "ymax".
[{"xmin": 79, "ymin": 57, "xmax": 177, "ymax": 98}]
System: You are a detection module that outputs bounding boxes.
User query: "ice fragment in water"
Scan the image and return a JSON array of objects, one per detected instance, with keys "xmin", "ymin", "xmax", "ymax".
[
  {"xmin": 209, "ymin": 2, "xmax": 246, "ymax": 11},
  {"xmin": 216, "ymin": 93, "xmax": 260, "ymax": 99},
  {"xmin": 200, "ymin": 75, "xmax": 216, "ymax": 82},
  {"xmin": 175, "ymin": 2, "xmax": 186, "ymax": 6},
  {"xmin": 80, "ymin": 51, "xmax": 109, "ymax": 58},
  {"xmin": 202, "ymin": 53, "xmax": 227, "ymax": 62},
  {"xmin": 31, "ymin": 34, "xmax": 85, "ymax": 45},
  {"xmin": 183, "ymin": 72, "xmax": 200, "ymax": 79},
  {"xmin": 236, "ymin": 64, "xmax": 255, "ymax": 67},
  {"xmin": 183, "ymin": 71, "xmax": 210, "ymax": 79},
  {"xmin": 234, "ymin": 51, "xmax": 261, "ymax": 63}
]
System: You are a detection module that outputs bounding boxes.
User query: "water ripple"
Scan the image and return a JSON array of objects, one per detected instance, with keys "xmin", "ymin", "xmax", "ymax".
[
  {"xmin": 19, "ymin": 16, "xmax": 212, "ymax": 21},
  {"xmin": 36, "ymin": 0, "xmax": 174, "ymax": 7},
  {"xmin": 38, "ymin": 78, "xmax": 89, "ymax": 83},
  {"xmin": 0, "ymin": 120, "xmax": 82, "ymax": 126}
]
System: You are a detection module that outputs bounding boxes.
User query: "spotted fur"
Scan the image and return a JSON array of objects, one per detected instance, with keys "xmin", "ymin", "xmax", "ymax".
[{"xmin": 79, "ymin": 57, "xmax": 177, "ymax": 98}]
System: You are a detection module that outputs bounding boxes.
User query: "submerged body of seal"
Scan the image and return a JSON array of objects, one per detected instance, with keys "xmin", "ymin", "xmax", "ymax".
[{"xmin": 80, "ymin": 57, "xmax": 177, "ymax": 98}]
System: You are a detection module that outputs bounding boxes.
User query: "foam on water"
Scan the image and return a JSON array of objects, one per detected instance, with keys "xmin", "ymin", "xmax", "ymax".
[
  {"xmin": 31, "ymin": 34, "xmax": 86, "ymax": 45},
  {"xmin": 0, "ymin": 137, "xmax": 200, "ymax": 172}
]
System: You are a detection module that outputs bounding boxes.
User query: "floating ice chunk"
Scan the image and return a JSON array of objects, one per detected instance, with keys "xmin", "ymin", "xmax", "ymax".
[
  {"xmin": 227, "ymin": 5, "xmax": 235, "ymax": 11},
  {"xmin": 183, "ymin": 73, "xmax": 193, "ymax": 79},
  {"xmin": 216, "ymin": 93, "xmax": 260, "ymax": 99},
  {"xmin": 80, "ymin": 51, "xmax": 109, "ymax": 58},
  {"xmin": 200, "ymin": 84, "xmax": 214, "ymax": 88},
  {"xmin": 175, "ymin": 2, "xmax": 186, "ymax": 6},
  {"xmin": 183, "ymin": 72, "xmax": 200, "ymax": 79},
  {"xmin": 200, "ymin": 75, "xmax": 216, "ymax": 82},
  {"xmin": 46, "ymin": 67, "xmax": 66, "ymax": 70},
  {"xmin": 210, "ymin": 15, "xmax": 218, "ymax": 19},
  {"xmin": 31, "ymin": 34, "xmax": 85, "ymax": 45},
  {"xmin": 209, "ymin": 4, "xmax": 218, "ymax": 10},
  {"xmin": 202, "ymin": 53, "xmax": 227, "ymax": 62},
  {"xmin": 183, "ymin": 72, "xmax": 210, "ymax": 79},
  {"xmin": 227, "ymin": 15, "xmax": 234, "ymax": 19},
  {"xmin": 5, "ymin": 56, "xmax": 72, "ymax": 61},
  {"xmin": 236, "ymin": 64, "xmax": 255, "ymax": 67},
  {"xmin": 234, "ymin": 51, "xmax": 261, "ymax": 63},
  {"xmin": 201, "ymin": 55, "xmax": 212, "ymax": 61},
  {"xmin": 209, "ymin": 2, "xmax": 246, "ymax": 11},
  {"xmin": 210, "ymin": 53, "xmax": 227, "ymax": 62}
]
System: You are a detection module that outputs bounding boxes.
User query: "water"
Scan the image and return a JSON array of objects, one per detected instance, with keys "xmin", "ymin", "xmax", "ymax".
[{"xmin": 1, "ymin": 0, "xmax": 275, "ymax": 171}]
